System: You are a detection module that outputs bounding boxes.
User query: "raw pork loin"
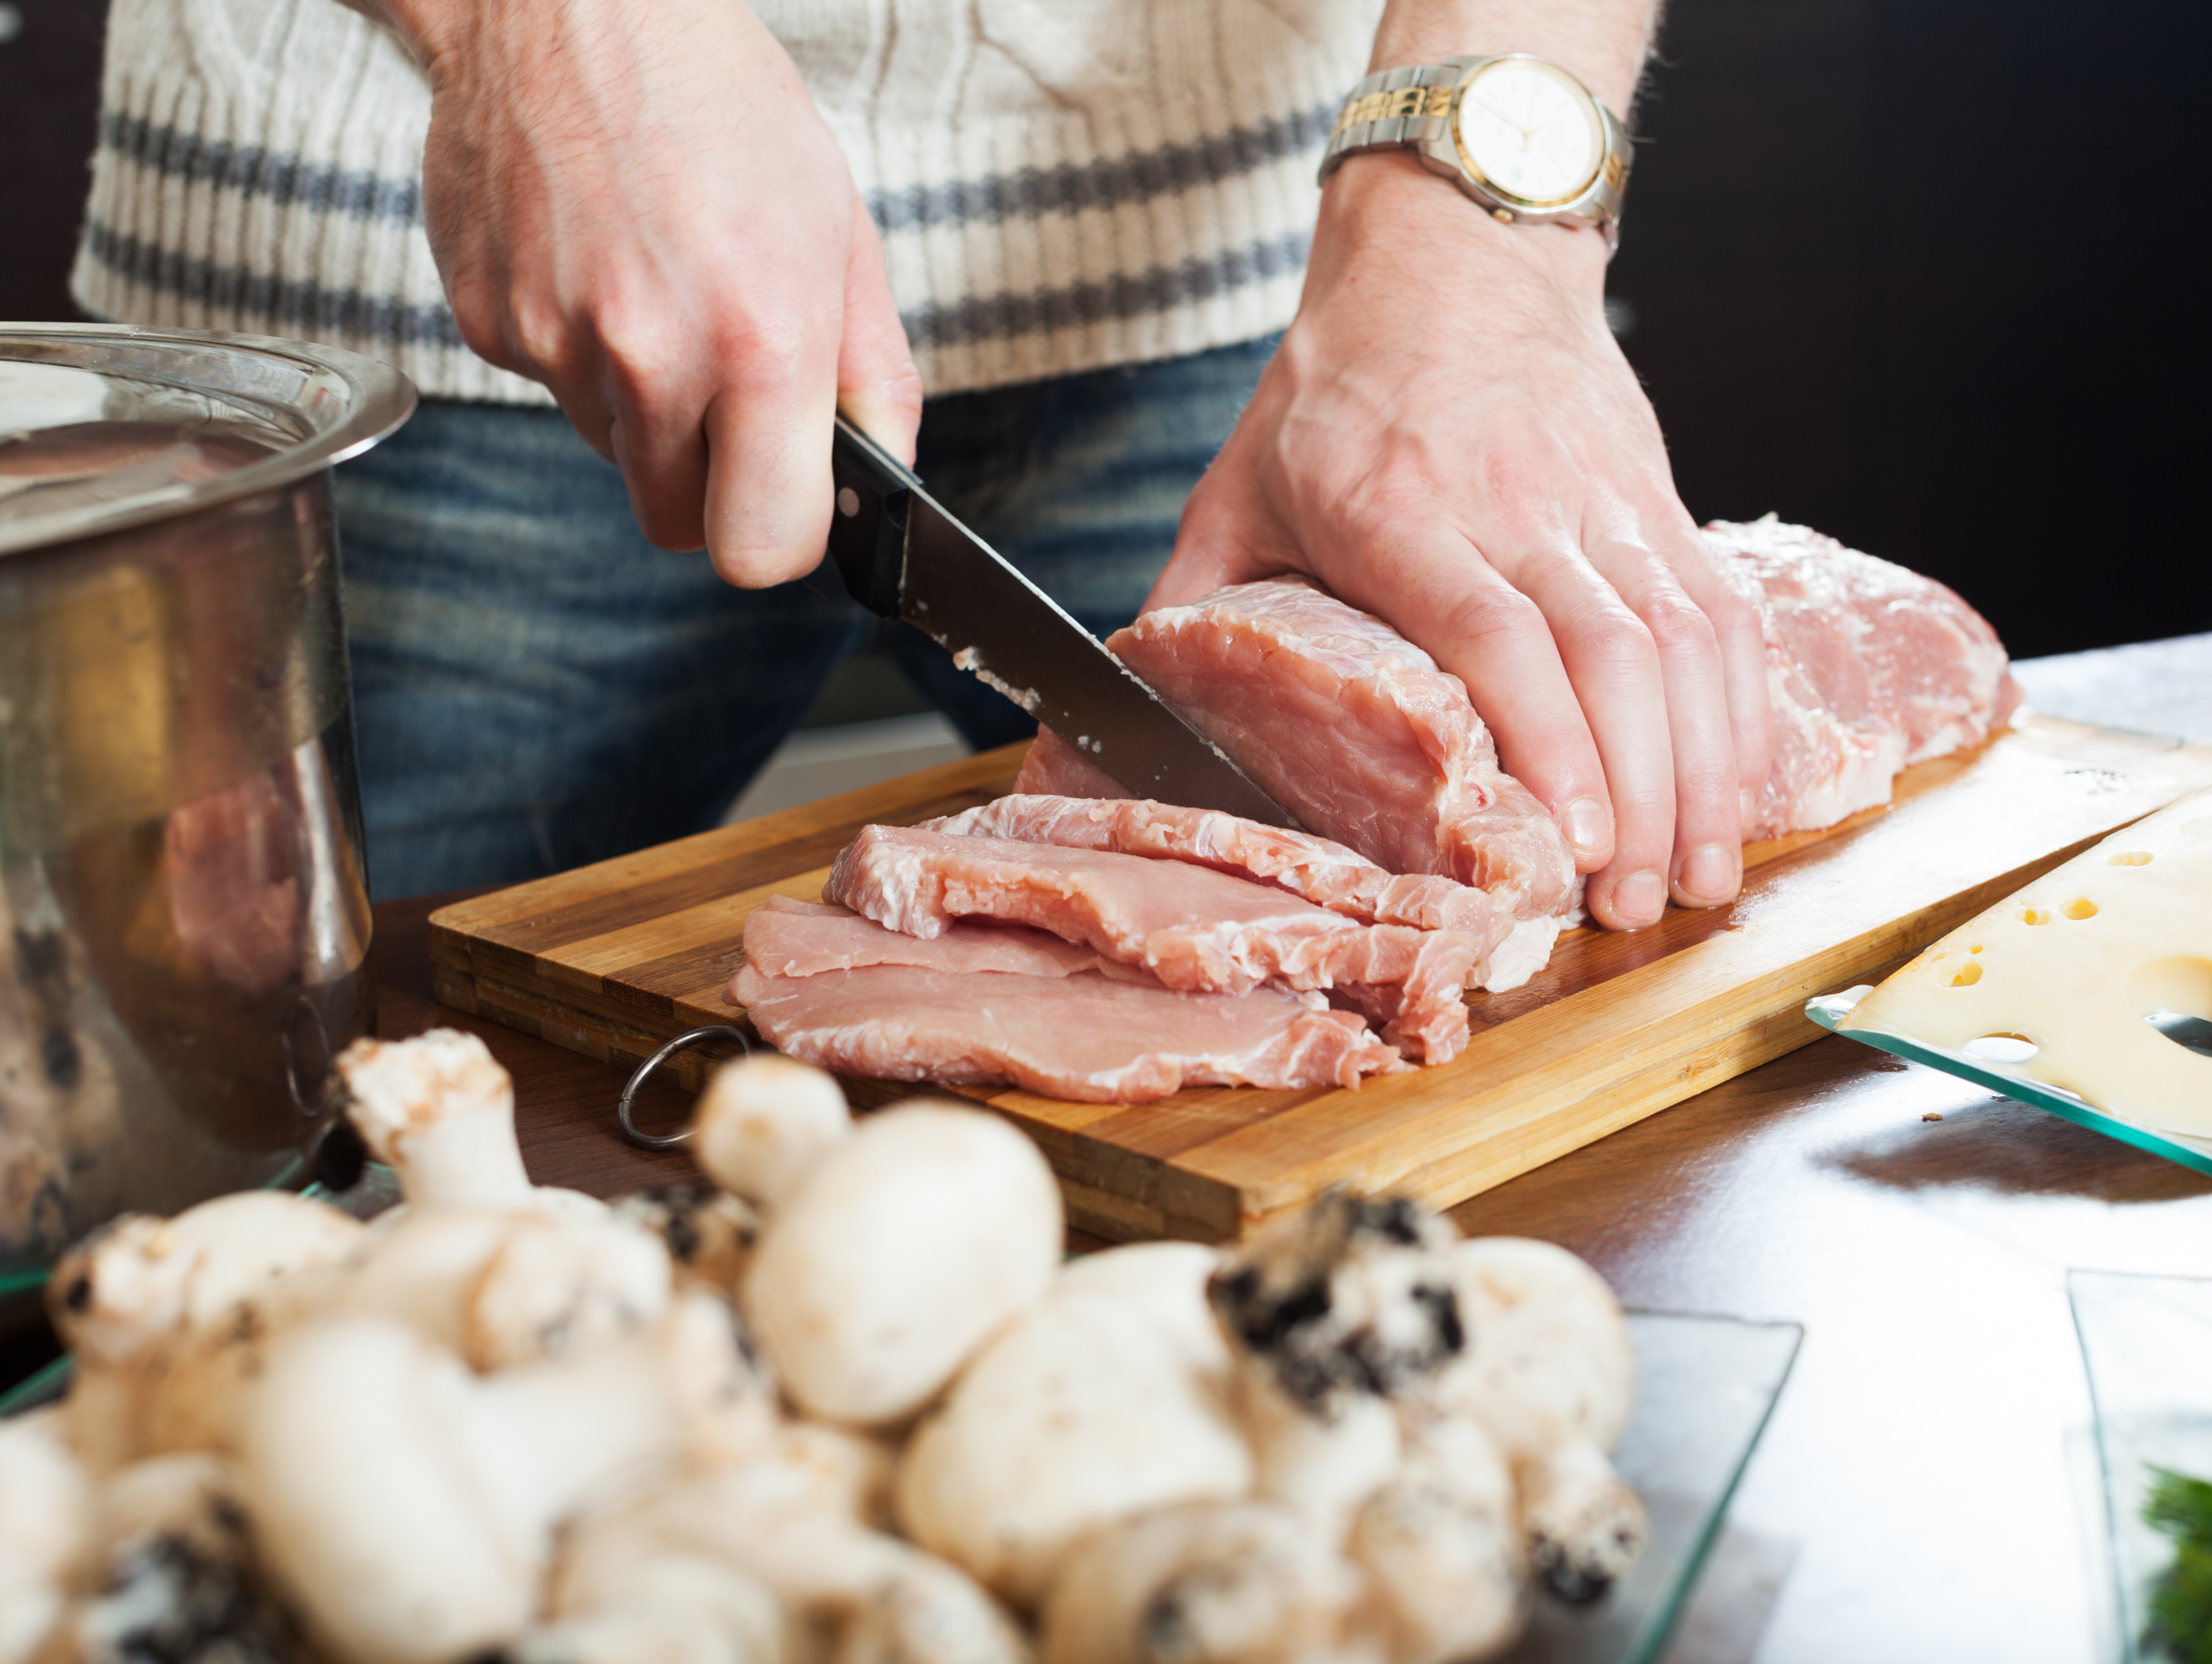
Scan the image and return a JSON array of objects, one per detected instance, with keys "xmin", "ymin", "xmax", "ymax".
[
  {"xmin": 825, "ymin": 824, "xmax": 1484, "ymax": 1062},
  {"xmin": 1709, "ymin": 516, "xmax": 2022, "ymax": 837},
  {"xmin": 730, "ymin": 902, "xmax": 1401, "ymax": 1101},
  {"xmin": 1015, "ymin": 579, "xmax": 1580, "ymax": 925},
  {"xmin": 926, "ymin": 793, "xmax": 1511, "ymax": 942}
]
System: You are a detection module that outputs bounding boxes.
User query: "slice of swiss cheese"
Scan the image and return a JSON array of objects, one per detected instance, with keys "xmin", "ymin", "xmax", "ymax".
[{"xmin": 1843, "ymin": 785, "xmax": 2212, "ymax": 1139}]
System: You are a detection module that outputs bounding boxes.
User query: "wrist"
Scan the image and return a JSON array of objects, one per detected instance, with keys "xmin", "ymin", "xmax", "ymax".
[{"xmin": 1314, "ymin": 151, "xmax": 1611, "ymax": 308}]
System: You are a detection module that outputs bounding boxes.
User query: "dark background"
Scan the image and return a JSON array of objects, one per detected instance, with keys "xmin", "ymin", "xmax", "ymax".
[{"xmin": 3, "ymin": 0, "xmax": 2204, "ymax": 661}]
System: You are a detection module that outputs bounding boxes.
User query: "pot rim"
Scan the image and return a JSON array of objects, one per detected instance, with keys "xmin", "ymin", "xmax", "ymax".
[{"xmin": 0, "ymin": 324, "xmax": 418, "ymax": 558}]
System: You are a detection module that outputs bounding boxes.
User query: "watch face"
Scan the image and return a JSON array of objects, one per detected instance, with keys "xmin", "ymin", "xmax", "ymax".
[{"xmin": 1452, "ymin": 57, "xmax": 1604, "ymax": 208}]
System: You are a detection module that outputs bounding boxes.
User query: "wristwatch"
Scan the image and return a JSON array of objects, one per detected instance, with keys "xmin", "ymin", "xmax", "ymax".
[{"xmin": 1319, "ymin": 55, "xmax": 1632, "ymax": 250}]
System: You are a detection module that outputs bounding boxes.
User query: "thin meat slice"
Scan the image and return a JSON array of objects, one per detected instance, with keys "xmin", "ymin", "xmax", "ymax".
[
  {"xmin": 740, "ymin": 894, "xmax": 1125, "ymax": 980},
  {"xmin": 1022, "ymin": 579, "xmax": 1578, "ymax": 922},
  {"xmin": 1709, "ymin": 517, "xmax": 2023, "ymax": 837},
  {"xmin": 824, "ymin": 824, "xmax": 1480, "ymax": 1062},
  {"xmin": 730, "ymin": 962, "xmax": 1403, "ymax": 1102},
  {"xmin": 927, "ymin": 793, "xmax": 1512, "ymax": 945}
]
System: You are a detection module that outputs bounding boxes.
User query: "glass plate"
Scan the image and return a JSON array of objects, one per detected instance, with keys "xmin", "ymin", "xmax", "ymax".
[
  {"xmin": 1805, "ymin": 990, "xmax": 2212, "ymax": 1179},
  {"xmin": 1504, "ymin": 1312, "xmax": 1802, "ymax": 1664},
  {"xmin": 2071, "ymin": 1270, "xmax": 2212, "ymax": 1664}
]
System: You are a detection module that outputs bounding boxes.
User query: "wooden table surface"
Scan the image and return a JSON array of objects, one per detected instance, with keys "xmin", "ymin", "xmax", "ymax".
[{"xmin": 372, "ymin": 636, "xmax": 2212, "ymax": 1664}]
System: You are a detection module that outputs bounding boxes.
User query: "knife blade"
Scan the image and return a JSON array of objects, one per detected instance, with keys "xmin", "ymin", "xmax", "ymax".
[{"xmin": 826, "ymin": 416, "xmax": 1297, "ymax": 828}]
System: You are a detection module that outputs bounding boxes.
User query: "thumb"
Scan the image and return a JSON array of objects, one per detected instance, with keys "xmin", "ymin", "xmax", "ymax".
[{"xmin": 836, "ymin": 199, "xmax": 924, "ymax": 465}]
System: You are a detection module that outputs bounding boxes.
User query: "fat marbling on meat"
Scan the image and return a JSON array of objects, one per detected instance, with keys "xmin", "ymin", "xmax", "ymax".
[
  {"xmin": 824, "ymin": 824, "xmax": 1482, "ymax": 1062},
  {"xmin": 730, "ymin": 907, "xmax": 1402, "ymax": 1101},
  {"xmin": 1710, "ymin": 516, "xmax": 2022, "ymax": 837},
  {"xmin": 1016, "ymin": 579, "xmax": 1580, "ymax": 927}
]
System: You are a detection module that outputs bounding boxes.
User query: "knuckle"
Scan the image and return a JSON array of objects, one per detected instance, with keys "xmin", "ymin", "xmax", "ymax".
[{"xmin": 1639, "ymin": 590, "xmax": 1719, "ymax": 658}]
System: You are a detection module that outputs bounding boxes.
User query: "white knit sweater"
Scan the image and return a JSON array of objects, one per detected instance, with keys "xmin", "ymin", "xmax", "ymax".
[{"xmin": 74, "ymin": 0, "xmax": 1381, "ymax": 402}]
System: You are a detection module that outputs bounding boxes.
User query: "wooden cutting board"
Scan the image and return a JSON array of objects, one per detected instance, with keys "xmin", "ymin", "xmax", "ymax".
[{"xmin": 430, "ymin": 716, "xmax": 2212, "ymax": 1242}]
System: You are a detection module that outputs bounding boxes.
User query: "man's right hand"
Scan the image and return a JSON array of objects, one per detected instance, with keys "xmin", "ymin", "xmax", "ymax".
[{"xmin": 357, "ymin": 0, "xmax": 922, "ymax": 585}]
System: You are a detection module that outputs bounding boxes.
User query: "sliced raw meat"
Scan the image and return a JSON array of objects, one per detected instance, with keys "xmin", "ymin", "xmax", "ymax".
[
  {"xmin": 824, "ymin": 824, "xmax": 1480, "ymax": 1062},
  {"xmin": 926, "ymin": 793, "xmax": 1511, "ymax": 944},
  {"xmin": 1022, "ymin": 579, "xmax": 1578, "ymax": 922},
  {"xmin": 730, "ymin": 962, "xmax": 1402, "ymax": 1102},
  {"xmin": 740, "ymin": 895, "xmax": 1120, "ymax": 980},
  {"xmin": 1015, "ymin": 727, "xmax": 1127, "ymax": 800},
  {"xmin": 1709, "ymin": 517, "xmax": 2022, "ymax": 837}
]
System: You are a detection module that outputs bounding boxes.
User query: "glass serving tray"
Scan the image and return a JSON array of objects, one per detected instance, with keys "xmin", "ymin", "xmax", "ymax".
[
  {"xmin": 2070, "ymin": 1270, "xmax": 2212, "ymax": 1663},
  {"xmin": 1504, "ymin": 1312, "xmax": 1802, "ymax": 1664},
  {"xmin": 1805, "ymin": 988, "xmax": 2212, "ymax": 1179}
]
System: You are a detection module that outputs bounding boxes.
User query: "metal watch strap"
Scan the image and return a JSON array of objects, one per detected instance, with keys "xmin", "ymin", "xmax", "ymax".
[
  {"xmin": 1319, "ymin": 55, "xmax": 1631, "ymax": 250},
  {"xmin": 1321, "ymin": 62, "xmax": 1466, "ymax": 174}
]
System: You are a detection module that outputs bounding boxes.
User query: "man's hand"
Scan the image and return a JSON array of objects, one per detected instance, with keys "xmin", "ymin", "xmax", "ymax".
[
  {"xmin": 1153, "ymin": 156, "xmax": 1772, "ymax": 930},
  {"xmin": 356, "ymin": 0, "xmax": 921, "ymax": 585}
]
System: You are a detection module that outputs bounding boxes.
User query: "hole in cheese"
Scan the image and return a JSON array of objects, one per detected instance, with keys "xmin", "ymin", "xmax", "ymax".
[
  {"xmin": 2107, "ymin": 850, "xmax": 2153, "ymax": 866},
  {"xmin": 2063, "ymin": 899, "xmax": 2098, "ymax": 920},
  {"xmin": 1970, "ymin": 944, "xmax": 1983, "ymax": 954},
  {"xmin": 2022, "ymin": 907, "xmax": 2053, "ymax": 926},
  {"xmin": 2130, "ymin": 955, "xmax": 2212, "ymax": 1023},
  {"xmin": 1963, "ymin": 1033, "xmax": 2038, "ymax": 1064},
  {"xmin": 1949, "ymin": 961, "xmax": 1983, "ymax": 987}
]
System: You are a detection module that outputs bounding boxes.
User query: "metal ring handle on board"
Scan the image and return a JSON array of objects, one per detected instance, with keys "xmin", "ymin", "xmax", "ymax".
[{"xmin": 616, "ymin": 1025, "xmax": 751, "ymax": 1149}]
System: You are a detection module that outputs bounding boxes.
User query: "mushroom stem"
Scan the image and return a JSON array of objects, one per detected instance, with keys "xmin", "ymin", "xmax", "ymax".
[
  {"xmin": 0, "ymin": 1411, "xmax": 94, "ymax": 1664},
  {"xmin": 335, "ymin": 1029, "xmax": 533, "ymax": 1209},
  {"xmin": 241, "ymin": 1293, "xmax": 772, "ymax": 1664}
]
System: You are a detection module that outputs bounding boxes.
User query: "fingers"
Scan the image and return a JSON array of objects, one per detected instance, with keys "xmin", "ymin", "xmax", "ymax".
[
  {"xmin": 1478, "ymin": 535, "xmax": 1684, "ymax": 924},
  {"xmin": 1581, "ymin": 530, "xmax": 1746, "ymax": 913},
  {"xmin": 1661, "ymin": 521, "xmax": 1775, "ymax": 814},
  {"xmin": 698, "ymin": 320, "xmax": 843, "ymax": 589},
  {"xmin": 835, "ymin": 203, "xmax": 923, "ymax": 467}
]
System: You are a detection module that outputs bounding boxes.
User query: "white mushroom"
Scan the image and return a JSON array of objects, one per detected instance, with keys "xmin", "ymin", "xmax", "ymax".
[
  {"xmin": 613, "ymin": 1181, "xmax": 764, "ymax": 1296},
  {"xmin": 1204, "ymin": 1193, "xmax": 1466, "ymax": 1543},
  {"xmin": 1036, "ymin": 1499, "xmax": 1381, "ymax": 1664},
  {"xmin": 742, "ymin": 1100, "xmax": 1061, "ymax": 1427},
  {"xmin": 70, "ymin": 1451, "xmax": 300, "ymax": 1663},
  {"xmin": 557, "ymin": 1452, "xmax": 1028, "ymax": 1664},
  {"xmin": 516, "ymin": 1552, "xmax": 784, "ymax": 1664},
  {"xmin": 1422, "ymin": 1237, "xmax": 1646, "ymax": 1605},
  {"xmin": 337, "ymin": 1028, "xmax": 599, "ymax": 1216},
  {"xmin": 44, "ymin": 1192, "xmax": 366, "ymax": 1471},
  {"xmin": 692, "ymin": 1053, "xmax": 854, "ymax": 1209},
  {"xmin": 0, "ymin": 1409, "xmax": 94, "ymax": 1664},
  {"xmin": 240, "ymin": 1290, "xmax": 774, "ymax": 1664},
  {"xmin": 1346, "ymin": 1412, "xmax": 1525, "ymax": 1664},
  {"xmin": 896, "ymin": 1242, "xmax": 1252, "ymax": 1607}
]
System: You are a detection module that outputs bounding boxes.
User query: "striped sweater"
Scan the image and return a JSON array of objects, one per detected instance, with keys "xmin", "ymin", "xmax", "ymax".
[{"xmin": 73, "ymin": 0, "xmax": 1381, "ymax": 402}]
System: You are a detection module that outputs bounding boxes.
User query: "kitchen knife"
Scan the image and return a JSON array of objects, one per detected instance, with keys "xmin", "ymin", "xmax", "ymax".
[{"xmin": 826, "ymin": 416, "xmax": 1298, "ymax": 828}]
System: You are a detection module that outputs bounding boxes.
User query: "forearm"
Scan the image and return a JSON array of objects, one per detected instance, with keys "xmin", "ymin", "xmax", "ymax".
[{"xmin": 1368, "ymin": 0, "xmax": 1660, "ymax": 117}]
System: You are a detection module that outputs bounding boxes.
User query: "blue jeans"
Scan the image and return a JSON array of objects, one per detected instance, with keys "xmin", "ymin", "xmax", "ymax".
[{"xmin": 334, "ymin": 336, "xmax": 1277, "ymax": 897}]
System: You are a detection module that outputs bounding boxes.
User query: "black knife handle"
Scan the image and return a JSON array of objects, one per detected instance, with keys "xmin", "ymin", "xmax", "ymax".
[{"xmin": 828, "ymin": 418, "xmax": 913, "ymax": 619}]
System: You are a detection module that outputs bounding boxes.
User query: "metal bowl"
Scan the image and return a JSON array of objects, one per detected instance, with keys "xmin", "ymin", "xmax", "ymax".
[{"xmin": 0, "ymin": 324, "xmax": 414, "ymax": 1313}]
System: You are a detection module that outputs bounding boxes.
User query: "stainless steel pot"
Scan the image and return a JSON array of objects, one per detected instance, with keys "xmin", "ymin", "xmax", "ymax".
[{"xmin": 0, "ymin": 325, "xmax": 414, "ymax": 1303}]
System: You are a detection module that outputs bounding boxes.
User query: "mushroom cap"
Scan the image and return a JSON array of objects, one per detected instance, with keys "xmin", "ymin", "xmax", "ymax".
[
  {"xmin": 1038, "ymin": 1499, "xmax": 1379, "ymax": 1664},
  {"xmin": 742, "ymin": 1102, "xmax": 1060, "ymax": 1427},
  {"xmin": 463, "ymin": 1210, "xmax": 674, "ymax": 1371},
  {"xmin": 692, "ymin": 1054, "xmax": 852, "ymax": 1209},
  {"xmin": 1431, "ymin": 1237, "xmax": 1634, "ymax": 1458},
  {"xmin": 47, "ymin": 1193, "xmax": 364, "ymax": 1364},
  {"xmin": 896, "ymin": 1242, "xmax": 1254, "ymax": 1607},
  {"xmin": 534, "ymin": 1547, "xmax": 784, "ymax": 1664}
]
